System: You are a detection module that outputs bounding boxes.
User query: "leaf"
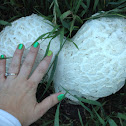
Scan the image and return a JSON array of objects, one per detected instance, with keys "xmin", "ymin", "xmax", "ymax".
[
  {"xmin": 75, "ymin": 0, "xmax": 82, "ymax": 14},
  {"xmin": 32, "ymin": 32, "xmax": 49, "ymax": 45},
  {"xmin": 78, "ymin": 109, "xmax": 84, "ymax": 126},
  {"xmin": 61, "ymin": 20, "xmax": 70, "ymax": 29},
  {"xmin": 81, "ymin": 2, "xmax": 88, "ymax": 10},
  {"xmin": 79, "ymin": 101, "xmax": 93, "ymax": 116},
  {"xmin": 42, "ymin": 55, "xmax": 58, "ymax": 97},
  {"xmin": 86, "ymin": 0, "xmax": 90, "ymax": 8},
  {"xmin": 67, "ymin": 38, "xmax": 79, "ymax": 50},
  {"xmin": 76, "ymin": 15, "xmax": 83, "ymax": 24},
  {"xmin": 108, "ymin": 118, "xmax": 118, "ymax": 126},
  {"xmin": 0, "ymin": 57, "xmax": 12, "ymax": 59},
  {"xmin": 0, "ymin": 20, "xmax": 11, "ymax": 26},
  {"xmin": 61, "ymin": 86, "xmax": 93, "ymax": 117},
  {"xmin": 10, "ymin": 0, "xmax": 16, "ymax": 5},
  {"xmin": 80, "ymin": 10, "xmax": 87, "ymax": 17},
  {"xmin": 8, "ymin": 15, "xmax": 22, "ymax": 22},
  {"xmin": 60, "ymin": 10, "xmax": 72, "ymax": 20},
  {"xmin": 54, "ymin": 103, "xmax": 60, "ymax": 126},
  {"xmin": 76, "ymin": 96, "xmax": 102, "ymax": 106},
  {"xmin": 93, "ymin": 0, "xmax": 99, "ymax": 12},
  {"xmin": 60, "ymin": 28, "xmax": 64, "ymax": 49},
  {"xmin": 117, "ymin": 3, "xmax": 126, "ymax": 9},
  {"xmin": 54, "ymin": 0, "xmax": 59, "ymax": 7},
  {"xmin": 108, "ymin": 0, "xmax": 126, "ymax": 5},
  {"xmin": 93, "ymin": 108, "xmax": 105, "ymax": 125},
  {"xmin": 41, "ymin": 120, "xmax": 53, "ymax": 126},
  {"xmin": 51, "ymin": 25, "xmax": 60, "ymax": 33},
  {"xmin": 70, "ymin": 17, "xmax": 75, "ymax": 36},
  {"xmin": 85, "ymin": 122, "xmax": 89, "ymax": 126},
  {"xmin": 54, "ymin": 0, "xmax": 61, "ymax": 17},
  {"xmin": 43, "ymin": 40, "xmax": 51, "ymax": 58},
  {"xmin": 117, "ymin": 113, "xmax": 126, "ymax": 120}
]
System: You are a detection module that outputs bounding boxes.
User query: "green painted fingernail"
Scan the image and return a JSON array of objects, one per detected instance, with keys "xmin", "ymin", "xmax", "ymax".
[
  {"xmin": 33, "ymin": 42, "xmax": 39, "ymax": 48},
  {"xmin": 47, "ymin": 50, "xmax": 52, "ymax": 56},
  {"xmin": 18, "ymin": 44, "xmax": 24, "ymax": 49},
  {"xmin": 1, "ymin": 55, "xmax": 4, "ymax": 58},
  {"xmin": 57, "ymin": 94, "xmax": 65, "ymax": 101}
]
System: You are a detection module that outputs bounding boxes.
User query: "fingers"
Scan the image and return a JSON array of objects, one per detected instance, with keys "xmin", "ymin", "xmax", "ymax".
[
  {"xmin": 18, "ymin": 42, "xmax": 40, "ymax": 80},
  {"xmin": 28, "ymin": 53, "xmax": 53, "ymax": 87},
  {"xmin": 7, "ymin": 44, "xmax": 24, "ymax": 80},
  {"xmin": 0, "ymin": 55, "xmax": 6, "ymax": 82},
  {"xmin": 34, "ymin": 93, "xmax": 64, "ymax": 118}
]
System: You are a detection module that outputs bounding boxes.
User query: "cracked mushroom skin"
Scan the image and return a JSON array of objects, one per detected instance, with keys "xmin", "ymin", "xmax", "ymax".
[
  {"xmin": 0, "ymin": 14, "xmax": 60, "ymax": 76},
  {"xmin": 53, "ymin": 17, "xmax": 126, "ymax": 102}
]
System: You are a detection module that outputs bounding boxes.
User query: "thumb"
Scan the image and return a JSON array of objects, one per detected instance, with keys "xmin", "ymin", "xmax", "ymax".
[{"xmin": 34, "ymin": 93, "xmax": 64, "ymax": 119}]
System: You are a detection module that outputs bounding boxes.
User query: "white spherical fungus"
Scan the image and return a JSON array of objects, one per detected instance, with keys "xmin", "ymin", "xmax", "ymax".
[
  {"xmin": 0, "ymin": 14, "xmax": 60, "ymax": 75},
  {"xmin": 53, "ymin": 17, "xmax": 126, "ymax": 101},
  {"xmin": 0, "ymin": 14, "xmax": 126, "ymax": 102}
]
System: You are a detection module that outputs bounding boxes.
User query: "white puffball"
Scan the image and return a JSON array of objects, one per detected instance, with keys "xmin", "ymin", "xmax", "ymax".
[
  {"xmin": 0, "ymin": 14, "xmax": 60, "ymax": 75},
  {"xmin": 54, "ymin": 17, "xmax": 126, "ymax": 101}
]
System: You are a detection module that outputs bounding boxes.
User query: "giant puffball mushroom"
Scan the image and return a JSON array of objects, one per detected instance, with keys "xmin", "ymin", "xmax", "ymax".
[
  {"xmin": 1, "ymin": 14, "xmax": 126, "ymax": 103},
  {"xmin": 0, "ymin": 14, "xmax": 60, "ymax": 75},
  {"xmin": 53, "ymin": 17, "xmax": 126, "ymax": 102}
]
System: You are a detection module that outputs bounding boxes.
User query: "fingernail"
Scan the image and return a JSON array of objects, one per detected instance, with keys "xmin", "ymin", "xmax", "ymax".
[
  {"xmin": 57, "ymin": 94, "xmax": 65, "ymax": 101},
  {"xmin": 47, "ymin": 50, "xmax": 52, "ymax": 56},
  {"xmin": 18, "ymin": 44, "xmax": 24, "ymax": 49},
  {"xmin": 0, "ymin": 55, "xmax": 4, "ymax": 58},
  {"xmin": 33, "ymin": 42, "xmax": 39, "ymax": 48}
]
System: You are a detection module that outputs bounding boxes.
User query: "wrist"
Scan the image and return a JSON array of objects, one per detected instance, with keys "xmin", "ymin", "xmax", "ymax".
[{"xmin": 0, "ymin": 109, "xmax": 21, "ymax": 126}]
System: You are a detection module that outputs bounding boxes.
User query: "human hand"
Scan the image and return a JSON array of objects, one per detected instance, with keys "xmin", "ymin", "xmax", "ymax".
[{"xmin": 0, "ymin": 42, "xmax": 64, "ymax": 126}]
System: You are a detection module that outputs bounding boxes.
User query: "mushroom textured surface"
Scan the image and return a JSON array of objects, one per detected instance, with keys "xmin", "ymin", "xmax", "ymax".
[
  {"xmin": 0, "ymin": 14, "xmax": 60, "ymax": 75},
  {"xmin": 53, "ymin": 17, "xmax": 126, "ymax": 101}
]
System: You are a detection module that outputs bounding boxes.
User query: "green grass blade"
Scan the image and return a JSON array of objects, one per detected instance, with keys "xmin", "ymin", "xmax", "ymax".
[
  {"xmin": 54, "ymin": 103, "xmax": 61, "ymax": 126},
  {"xmin": 10, "ymin": 0, "xmax": 16, "ymax": 5},
  {"xmin": 61, "ymin": 20, "xmax": 70, "ymax": 29},
  {"xmin": 76, "ymin": 15, "xmax": 83, "ymax": 24},
  {"xmin": 108, "ymin": 0, "xmax": 126, "ymax": 5},
  {"xmin": 32, "ymin": 33, "xmax": 49, "ymax": 45},
  {"xmin": 117, "ymin": 113, "xmax": 126, "ymax": 120},
  {"xmin": 93, "ymin": 0, "xmax": 99, "ymax": 12},
  {"xmin": 49, "ymin": 1, "xmax": 54, "ymax": 9},
  {"xmin": 70, "ymin": 18, "xmax": 75, "ymax": 36},
  {"xmin": 0, "ymin": 20, "xmax": 11, "ymax": 26},
  {"xmin": 40, "ymin": 120, "xmax": 53, "ymax": 126},
  {"xmin": 0, "ymin": 57, "xmax": 12, "ymax": 59},
  {"xmin": 67, "ymin": 38, "xmax": 79, "ymax": 50},
  {"xmin": 54, "ymin": 0, "xmax": 59, "ymax": 7},
  {"xmin": 8, "ymin": 15, "xmax": 22, "ymax": 22},
  {"xmin": 80, "ymin": 10, "xmax": 87, "ymax": 17},
  {"xmin": 54, "ymin": 0, "xmax": 61, "ymax": 17},
  {"xmin": 60, "ymin": 10, "xmax": 72, "ymax": 20},
  {"xmin": 78, "ymin": 109, "xmax": 84, "ymax": 126},
  {"xmin": 108, "ymin": 118, "xmax": 118, "ymax": 126},
  {"xmin": 79, "ymin": 101, "xmax": 93, "ymax": 116},
  {"xmin": 93, "ymin": 108, "xmax": 105, "ymax": 125},
  {"xmin": 43, "ymin": 40, "xmax": 51, "ymax": 58},
  {"xmin": 86, "ymin": 0, "xmax": 90, "ymax": 8},
  {"xmin": 75, "ymin": 0, "xmax": 82, "ymax": 14},
  {"xmin": 61, "ymin": 86, "xmax": 93, "ymax": 117},
  {"xmin": 85, "ymin": 122, "xmax": 89, "ymax": 126},
  {"xmin": 60, "ymin": 28, "xmax": 64, "ymax": 49},
  {"xmin": 117, "ymin": 3, "xmax": 126, "ymax": 9},
  {"xmin": 42, "ymin": 55, "xmax": 58, "ymax": 97},
  {"xmin": 81, "ymin": 2, "xmax": 88, "ymax": 10},
  {"xmin": 76, "ymin": 96, "xmax": 102, "ymax": 106}
]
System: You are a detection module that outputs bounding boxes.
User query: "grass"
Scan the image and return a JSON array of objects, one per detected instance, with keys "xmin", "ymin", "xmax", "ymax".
[{"xmin": 0, "ymin": 0, "xmax": 126, "ymax": 126}]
